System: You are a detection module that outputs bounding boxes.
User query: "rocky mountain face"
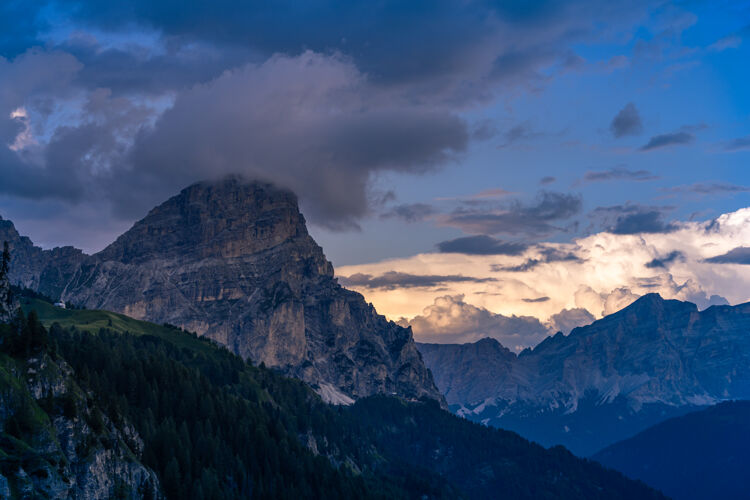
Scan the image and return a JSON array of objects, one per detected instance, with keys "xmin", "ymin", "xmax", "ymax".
[
  {"xmin": 0, "ymin": 342, "xmax": 161, "ymax": 498},
  {"xmin": 0, "ymin": 216, "xmax": 86, "ymax": 301},
  {"xmin": 418, "ymin": 293, "xmax": 750, "ymax": 455},
  {"xmin": 1, "ymin": 179, "xmax": 443, "ymax": 405},
  {"xmin": 0, "ymin": 243, "xmax": 16, "ymax": 323}
]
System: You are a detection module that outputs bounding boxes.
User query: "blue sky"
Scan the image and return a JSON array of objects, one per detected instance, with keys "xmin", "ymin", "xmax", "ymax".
[
  {"xmin": 2, "ymin": 1, "xmax": 750, "ymax": 345},
  {"xmin": 314, "ymin": 1, "xmax": 750, "ymax": 265}
]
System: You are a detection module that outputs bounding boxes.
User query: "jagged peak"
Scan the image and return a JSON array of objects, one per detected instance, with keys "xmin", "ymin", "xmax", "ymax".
[
  {"xmin": 474, "ymin": 336, "xmax": 501, "ymax": 346},
  {"xmin": 617, "ymin": 293, "xmax": 697, "ymax": 316},
  {"xmin": 97, "ymin": 177, "xmax": 312, "ymax": 263},
  {"xmin": 420, "ymin": 337, "xmax": 517, "ymax": 358}
]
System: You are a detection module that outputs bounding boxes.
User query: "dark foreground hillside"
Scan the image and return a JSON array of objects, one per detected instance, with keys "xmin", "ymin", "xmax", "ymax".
[
  {"xmin": 594, "ymin": 401, "xmax": 750, "ymax": 500},
  {"xmin": 1, "ymin": 296, "xmax": 666, "ymax": 499}
]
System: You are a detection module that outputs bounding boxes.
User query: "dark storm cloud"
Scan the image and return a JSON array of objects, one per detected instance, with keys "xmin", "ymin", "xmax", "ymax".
[
  {"xmin": 640, "ymin": 131, "xmax": 694, "ymax": 151},
  {"xmin": 380, "ymin": 203, "xmax": 437, "ymax": 223},
  {"xmin": 610, "ymin": 102, "xmax": 643, "ymax": 137},
  {"xmin": 591, "ymin": 204, "xmax": 678, "ymax": 234},
  {"xmin": 645, "ymin": 250, "xmax": 685, "ymax": 268},
  {"xmin": 441, "ymin": 191, "xmax": 582, "ymax": 236},
  {"xmin": 16, "ymin": 1, "xmax": 650, "ymax": 105},
  {"xmin": 64, "ymin": 0, "xmax": 492, "ymax": 85},
  {"xmin": 723, "ymin": 134, "xmax": 750, "ymax": 151},
  {"xmin": 53, "ymin": 0, "xmax": 601, "ymax": 93},
  {"xmin": 492, "ymin": 247, "xmax": 582, "ymax": 272},
  {"xmin": 1, "ymin": 51, "xmax": 468, "ymax": 228},
  {"xmin": 583, "ymin": 167, "xmax": 658, "ymax": 183},
  {"xmin": 662, "ymin": 182, "xmax": 750, "ymax": 195},
  {"xmin": 10, "ymin": 0, "xmax": 641, "ymax": 99},
  {"xmin": 522, "ymin": 296, "xmax": 550, "ymax": 303},
  {"xmin": 436, "ymin": 235, "xmax": 529, "ymax": 256},
  {"xmin": 58, "ymin": 35, "xmax": 251, "ymax": 95},
  {"xmin": 610, "ymin": 211, "xmax": 677, "ymax": 234},
  {"xmin": 704, "ymin": 247, "xmax": 750, "ymax": 264},
  {"xmin": 338, "ymin": 271, "xmax": 495, "ymax": 290},
  {"xmin": 0, "ymin": 50, "xmax": 89, "ymax": 202},
  {"xmin": 109, "ymin": 53, "xmax": 467, "ymax": 227},
  {"xmin": 1, "ymin": 0, "xmax": 659, "ymax": 234}
]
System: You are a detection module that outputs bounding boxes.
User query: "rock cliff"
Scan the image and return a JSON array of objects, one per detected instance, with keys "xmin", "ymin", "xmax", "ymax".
[
  {"xmin": 0, "ymin": 242, "xmax": 16, "ymax": 323},
  {"xmin": 419, "ymin": 293, "xmax": 750, "ymax": 454},
  {"xmin": 0, "ymin": 216, "xmax": 85, "ymax": 301},
  {"xmin": 1, "ymin": 179, "xmax": 443, "ymax": 405},
  {"xmin": 0, "ymin": 344, "xmax": 161, "ymax": 498}
]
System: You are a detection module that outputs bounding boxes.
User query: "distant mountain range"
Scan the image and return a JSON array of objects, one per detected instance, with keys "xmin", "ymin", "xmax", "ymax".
[
  {"xmin": 593, "ymin": 401, "xmax": 750, "ymax": 500},
  {"xmin": 419, "ymin": 294, "xmax": 750, "ymax": 455},
  {"xmin": 0, "ymin": 178, "xmax": 442, "ymax": 405}
]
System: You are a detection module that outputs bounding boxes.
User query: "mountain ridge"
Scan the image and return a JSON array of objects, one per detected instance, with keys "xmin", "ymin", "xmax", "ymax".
[{"xmin": 418, "ymin": 292, "xmax": 750, "ymax": 455}]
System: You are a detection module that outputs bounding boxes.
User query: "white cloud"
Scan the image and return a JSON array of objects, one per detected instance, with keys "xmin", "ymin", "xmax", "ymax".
[
  {"xmin": 548, "ymin": 308, "xmax": 595, "ymax": 335},
  {"xmin": 8, "ymin": 107, "xmax": 35, "ymax": 151},
  {"xmin": 338, "ymin": 207, "xmax": 750, "ymax": 345},
  {"xmin": 402, "ymin": 294, "xmax": 549, "ymax": 350}
]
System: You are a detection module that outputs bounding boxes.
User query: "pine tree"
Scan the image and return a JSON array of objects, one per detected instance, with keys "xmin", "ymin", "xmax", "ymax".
[
  {"xmin": 0, "ymin": 241, "xmax": 9, "ymax": 280},
  {"xmin": 0, "ymin": 241, "xmax": 14, "ymax": 323},
  {"xmin": 163, "ymin": 456, "xmax": 181, "ymax": 498}
]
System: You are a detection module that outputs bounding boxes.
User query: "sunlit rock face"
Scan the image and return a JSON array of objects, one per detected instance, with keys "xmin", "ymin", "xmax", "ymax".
[
  {"xmin": 2, "ymin": 178, "xmax": 443, "ymax": 405},
  {"xmin": 419, "ymin": 293, "xmax": 750, "ymax": 455}
]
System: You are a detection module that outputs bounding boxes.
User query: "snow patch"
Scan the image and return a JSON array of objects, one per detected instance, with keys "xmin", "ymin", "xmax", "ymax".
[
  {"xmin": 316, "ymin": 383, "xmax": 355, "ymax": 405},
  {"xmin": 685, "ymin": 393, "xmax": 719, "ymax": 406}
]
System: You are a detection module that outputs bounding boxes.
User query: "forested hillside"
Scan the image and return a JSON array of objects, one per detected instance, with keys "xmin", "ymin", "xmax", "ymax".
[
  {"xmin": 0, "ymin": 294, "xmax": 667, "ymax": 499},
  {"xmin": 594, "ymin": 401, "xmax": 750, "ymax": 500}
]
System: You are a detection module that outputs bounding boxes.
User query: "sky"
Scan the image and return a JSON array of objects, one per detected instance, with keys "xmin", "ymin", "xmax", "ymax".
[{"xmin": 2, "ymin": 0, "xmax": 750, "ymax": 349}]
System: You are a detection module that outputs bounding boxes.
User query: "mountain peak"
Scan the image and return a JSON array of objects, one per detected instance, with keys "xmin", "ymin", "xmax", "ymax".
[
  {"xmin": 474, "ymin": 336, "xmax": 502, "ymax": 347},
  {"xmin": 633, "ymin": 292, "xmax": 664, "ymax": 303},
  {"xmin": 5, "ymin": 179, "xmax": 443, "ymax": 405},
  {"xmin": 98, "ymin": 177, "xmax": 310, "ymax": 264},
  {"xmin": 619, "ymin": 292, "xmax": 697, "ymax": 316}
]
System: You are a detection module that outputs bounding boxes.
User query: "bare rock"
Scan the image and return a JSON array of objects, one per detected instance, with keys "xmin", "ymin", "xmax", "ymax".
[{"xmin": 2, "ymin": 178, "xmax": 443, "ymax": 404}]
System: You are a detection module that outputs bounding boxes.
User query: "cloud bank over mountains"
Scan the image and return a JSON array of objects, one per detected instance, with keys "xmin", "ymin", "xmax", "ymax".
[
  {"xmin": 339, "ymin": 207, "xmax": 750, "ymax": 349},
  {"xmin": 4, "ymin": 0, "xmax": 747, "ymax": 257},
  {"xmin": 0, "ymin": 0, "xmax": 663, "ymax": 247}
]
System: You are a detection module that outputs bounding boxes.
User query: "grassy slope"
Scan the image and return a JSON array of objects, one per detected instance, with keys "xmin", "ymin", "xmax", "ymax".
[{"xmin": 20, "ymin": 297, "xmax": 216, "ymax": 356}]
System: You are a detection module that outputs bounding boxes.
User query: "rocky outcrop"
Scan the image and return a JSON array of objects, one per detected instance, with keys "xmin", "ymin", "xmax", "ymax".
[
  {"xmin": 417, "ymin": 337, "xmax": 518, "ymax": 406},
  {"xmin": 0, "ymin": 351, "xmax": 161, "ymax": 498},
  {"xmin": 0, "ymin": 242, "xmax": 16, "ymax": 323},
  {"xmin": 0, "ymin": 216, "xmax": 85, "ymax": 301},
  {"xmin": 1, "ymin": 179, "xmax": 443, "ymax": 404},
  {"xmin": 419, "ymin": 294, "xmax": 750, "ymax": 454}
]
